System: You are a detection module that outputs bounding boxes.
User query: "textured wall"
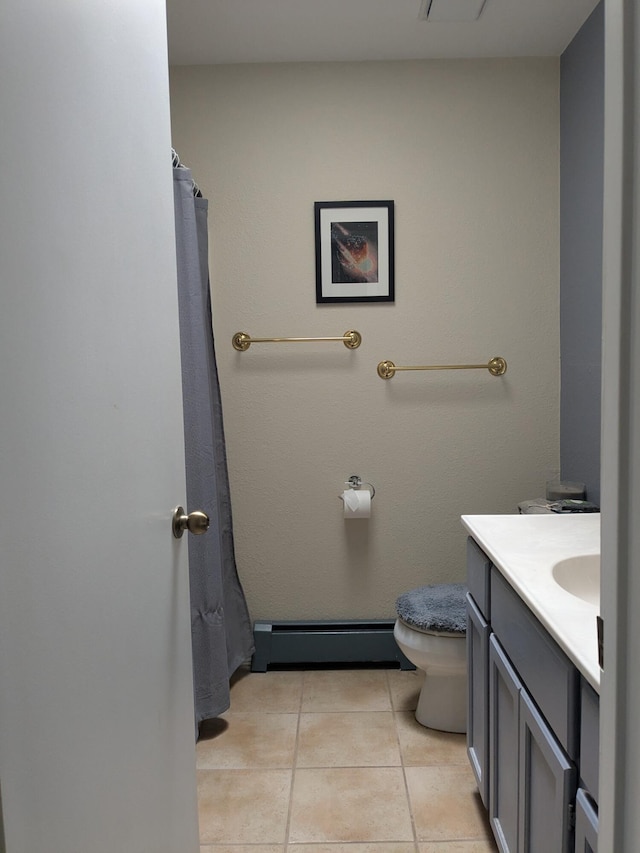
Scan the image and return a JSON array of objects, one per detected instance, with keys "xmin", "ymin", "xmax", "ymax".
[{"xmin": 169, "ymin": 59, "xmax": 560, "ymax": 622}]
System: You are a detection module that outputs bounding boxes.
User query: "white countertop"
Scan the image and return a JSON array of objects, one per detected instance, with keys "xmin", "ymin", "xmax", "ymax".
[{"xmin": 461, "ymin": 513, "xmax": 601, "ymax": 692}]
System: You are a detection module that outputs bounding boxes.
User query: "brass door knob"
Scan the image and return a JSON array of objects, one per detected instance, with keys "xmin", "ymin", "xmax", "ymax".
[{"xmin": 172, "ymin": 506, "xmax": 210, "ymax": 539}]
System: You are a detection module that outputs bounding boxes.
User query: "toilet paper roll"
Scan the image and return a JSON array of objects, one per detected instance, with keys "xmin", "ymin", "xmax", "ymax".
[{"xmin": 341, "ymin": 488, "xmax": 371, "ymax": 519}]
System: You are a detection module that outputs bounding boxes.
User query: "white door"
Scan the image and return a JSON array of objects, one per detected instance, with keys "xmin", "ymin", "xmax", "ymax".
[{"xmin": 0, "ymin": 3, "xmax": 199, "ymax": 852}]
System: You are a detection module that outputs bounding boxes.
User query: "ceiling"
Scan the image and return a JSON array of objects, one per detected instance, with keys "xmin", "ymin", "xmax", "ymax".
[{"xmin": 166, "ymin": 0, "xmax": 600, "ymax": 66}]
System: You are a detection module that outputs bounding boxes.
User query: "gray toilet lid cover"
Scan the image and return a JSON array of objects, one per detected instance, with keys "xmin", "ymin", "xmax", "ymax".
[{"xmin": 395, "ymin": 582, "xmax": 467, "ymax": 633}]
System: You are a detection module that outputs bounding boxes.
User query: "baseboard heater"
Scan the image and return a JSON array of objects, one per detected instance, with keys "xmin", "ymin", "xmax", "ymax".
[{"xmin": 251, "ymin": 619, "xmax": 415, "ymax": 672}]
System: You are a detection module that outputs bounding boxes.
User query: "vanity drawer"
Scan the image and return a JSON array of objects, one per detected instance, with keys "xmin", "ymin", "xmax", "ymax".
[
  {"xmin": 467, "ymin": 537, "xmax": 491, "ymax": 620},
  {"xmin": 490, "ymin": 567, "xmax": 579, "ymax": 759}
]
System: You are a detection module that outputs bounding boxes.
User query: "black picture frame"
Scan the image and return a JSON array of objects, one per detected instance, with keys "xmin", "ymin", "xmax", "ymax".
[{"xmin": 315, "ymin": 200, "xmax": 395, "ymax": 303}]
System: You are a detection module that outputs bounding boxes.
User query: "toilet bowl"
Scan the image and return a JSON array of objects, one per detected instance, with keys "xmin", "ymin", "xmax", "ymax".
[{"xmin": 393, "ymin": 583, "xmax": 467, "ymax": 733}]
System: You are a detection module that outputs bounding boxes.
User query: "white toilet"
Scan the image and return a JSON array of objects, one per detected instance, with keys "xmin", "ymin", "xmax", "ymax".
[{"xmin": 393, "ymin": 583, "xmax": 467, "ymax": 733}]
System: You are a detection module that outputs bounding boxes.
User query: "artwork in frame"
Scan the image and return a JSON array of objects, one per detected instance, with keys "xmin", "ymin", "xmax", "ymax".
[{"xmin": 315, "ymin": 200, "xmax": 395, "ymax": 303}]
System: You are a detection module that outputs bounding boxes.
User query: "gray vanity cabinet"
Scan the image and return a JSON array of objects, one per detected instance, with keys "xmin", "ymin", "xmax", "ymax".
[
  {"xmin": 489, "ymin": 634, "xmax": 577, "ymax": 853},
  {"xmin": 466, "ymin": 536, "xmax": 597, "ymax": 853}
]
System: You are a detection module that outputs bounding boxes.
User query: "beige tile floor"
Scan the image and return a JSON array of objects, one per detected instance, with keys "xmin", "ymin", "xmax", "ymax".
[{"xmin": 196, "ymin": 667, "xmax": 498, "ymax": 853}]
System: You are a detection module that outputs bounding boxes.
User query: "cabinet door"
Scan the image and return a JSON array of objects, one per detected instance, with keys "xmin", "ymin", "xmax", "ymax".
[
  {"xmin": 467, "ymin": 593, "xmax": 490, "ymax": 807},
  {"xmin": 490, "ymin": 635, "xmax": 522, "ymax": 853},
  {"xmin": 575, "ymin": 788, "xmax": 598, "ymax": 853},
  {"xmin": 519, "ymin": 689, "xmax": 577, "ymax": 853}
]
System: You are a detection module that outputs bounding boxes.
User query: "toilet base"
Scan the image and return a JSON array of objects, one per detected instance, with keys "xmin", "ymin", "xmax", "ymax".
[{"xmin": 415, "ymin": 667, "xmax": 467, "ymax": 733}]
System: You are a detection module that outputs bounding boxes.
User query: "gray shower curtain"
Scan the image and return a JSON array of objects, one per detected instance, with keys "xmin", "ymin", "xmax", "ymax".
[{"xmin": 173, "ymin": 160, "xmax": 254, "ymax": 731}]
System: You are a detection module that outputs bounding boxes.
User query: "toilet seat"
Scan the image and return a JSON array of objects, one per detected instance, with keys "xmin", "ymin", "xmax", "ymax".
[{"xmin": 393, "ymin": 617, "xmax": 466, "ymax": 669}]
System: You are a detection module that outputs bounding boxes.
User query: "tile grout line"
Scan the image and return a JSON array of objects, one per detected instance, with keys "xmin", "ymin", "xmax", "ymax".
[
  {"xmin": 282, "ymin": 670, "xmax": 305, "ymax": 850},
  {"xmin": 387, "ymin": 670, "xmax": 421, "ymax": 853}
]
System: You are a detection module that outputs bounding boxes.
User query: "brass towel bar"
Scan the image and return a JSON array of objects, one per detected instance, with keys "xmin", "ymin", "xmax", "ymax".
[
  {"xmin": 377, "ymin": 357, "xmax": 507, "ymax": 379},
  {"xmin": 232, "ymin": 329, "xmax": 362, "ymax": 351}
]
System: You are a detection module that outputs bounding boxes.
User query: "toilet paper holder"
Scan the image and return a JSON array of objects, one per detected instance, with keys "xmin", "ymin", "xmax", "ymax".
[{"xmin": 343, "ymin": 474, "xmax": 375, "ymax": 500}]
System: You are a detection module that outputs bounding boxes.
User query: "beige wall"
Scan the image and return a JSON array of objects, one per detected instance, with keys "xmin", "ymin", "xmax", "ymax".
[{"xmin": 169, "ymin": 59, "xmax": 560, "ymax": 622}]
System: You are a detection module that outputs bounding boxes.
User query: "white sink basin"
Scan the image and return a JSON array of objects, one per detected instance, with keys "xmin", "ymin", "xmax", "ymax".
[{"xmin": 552, "ymin": 555, "xmax": 600, "ymax": 607}]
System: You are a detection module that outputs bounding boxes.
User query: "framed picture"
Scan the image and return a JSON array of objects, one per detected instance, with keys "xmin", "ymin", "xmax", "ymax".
[{"xmin": 315, "ymin": 200, "xmax": 395, "ymax": 303}]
